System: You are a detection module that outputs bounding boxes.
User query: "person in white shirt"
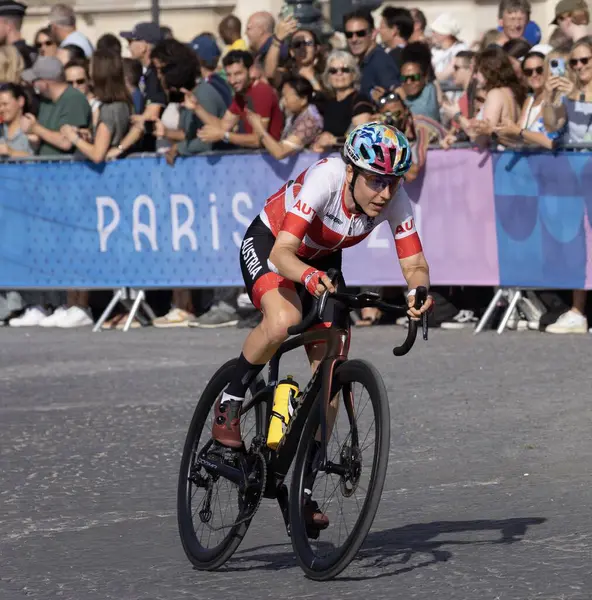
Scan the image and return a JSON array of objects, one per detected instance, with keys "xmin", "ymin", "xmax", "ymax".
[
  {"xmin": 430, "ymin": 13, "xmax": 468, "ymax": 82},
  {"xmin": 48, "ymin": 3, "xmax": 93, "ymax": 58}
]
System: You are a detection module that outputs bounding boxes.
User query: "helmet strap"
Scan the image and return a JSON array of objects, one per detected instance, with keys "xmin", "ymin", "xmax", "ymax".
[{"xmin": 349, "ymin": 168, "xmax": 371, "ymax": 217}]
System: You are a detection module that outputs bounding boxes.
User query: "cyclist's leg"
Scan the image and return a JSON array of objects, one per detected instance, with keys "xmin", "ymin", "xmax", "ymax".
[
  {"xmin": 301, "ymin": 262, "xmax": 348, "ymax": 529},
  {"xmin": 212, "ymin": 218, "xmax": 303, "ymax": 448},
  {"xmin": 212, "ymin": 287, "xmax": 303, "ymax": 448}
]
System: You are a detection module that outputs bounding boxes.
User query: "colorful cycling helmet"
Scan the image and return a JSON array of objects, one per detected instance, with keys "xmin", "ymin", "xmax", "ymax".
[{"xmin": 344, "ymin": 122, "xmax": 412, "ymax": 177}]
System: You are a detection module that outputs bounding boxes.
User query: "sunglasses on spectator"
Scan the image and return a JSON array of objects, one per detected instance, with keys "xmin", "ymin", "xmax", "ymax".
[
  {"xmin": 345, "ymin": 29, "xmax": 369, "ymax": 39},
  {"xmin": 291, "ymin": 39, "xmax": 315, "ymax": 49},
  {"xmin": 569, "ymin": 56, "xmax": 592, "ymax": 67},
  {"xmin": 35, "ymin": 40, "xmax": 55, "ymax": 48},
  {"xmin": 523, "ymin": 66, "xmax": 544, "ymax": 76},
  {"xmin": 402, "ymin": 74, "xmax": 422, "ymax": 83},
  {"xmin": 328, "ymin": 66, "xmax": 352, "ymax": 75},
  {"xmin": 67, "ymin": 78, "xmax": 87, "ymax": 86}
]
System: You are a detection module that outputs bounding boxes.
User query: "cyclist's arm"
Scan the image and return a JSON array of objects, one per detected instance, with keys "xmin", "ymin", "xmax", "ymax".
[
  {"xmin": 270, "ymin": 231, "xmax": 336, "ymax": 296},
  {"xmin": 270, "ymin": 230, "xmax": 314, "ymax": 283},
  {"xmin": 399, "ymin": 251, "xmax": 430, "ymax": 291},
  {"xmin": 388, "ymin": 186, "xmax": 430, "ymax": 291}
]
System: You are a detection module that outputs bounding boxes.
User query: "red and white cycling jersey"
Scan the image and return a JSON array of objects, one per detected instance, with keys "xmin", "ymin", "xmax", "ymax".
[{"xmin": 259, "ymin": 157, "xmax": 422, "ymax": 260}]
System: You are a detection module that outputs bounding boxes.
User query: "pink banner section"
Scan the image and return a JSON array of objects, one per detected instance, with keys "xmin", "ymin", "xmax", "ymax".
[{"xmin": 342, "ymin": 149, "xmax": 500, "ymax": 287}]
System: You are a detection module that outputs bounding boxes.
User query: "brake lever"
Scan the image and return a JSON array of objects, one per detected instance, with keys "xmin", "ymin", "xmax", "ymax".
[
  {"xmin": 415, "ymin": 287, "xmax": 428, "ymax": 342},
  {"xmin": 317, "ymin": 268, "xmax": 340, "ymax": 321}
]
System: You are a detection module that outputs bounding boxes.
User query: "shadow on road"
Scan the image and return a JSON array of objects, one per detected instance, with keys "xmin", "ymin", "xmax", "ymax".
[{"xmin": 222, "ymin": 517, "xmax": 546, "ymax": 578}]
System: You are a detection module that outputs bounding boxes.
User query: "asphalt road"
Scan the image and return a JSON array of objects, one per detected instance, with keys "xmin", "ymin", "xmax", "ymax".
[{"xmin": 1, "ymin": 326, "xmax": 591, "ymax": 600}]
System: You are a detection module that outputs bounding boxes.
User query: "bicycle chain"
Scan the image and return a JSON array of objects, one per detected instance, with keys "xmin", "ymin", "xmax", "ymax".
[{"xmin": 208, "ymin": 448, "xmax": 267, "ymax": 532}]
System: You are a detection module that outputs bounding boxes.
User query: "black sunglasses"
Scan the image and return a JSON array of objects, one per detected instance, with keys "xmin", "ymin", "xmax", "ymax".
[
  {"xmin": 401, "ymin": 73, "xmax": 422, "ymax": 83},
  {"xmin": 291, "ymin": 39, "xmax": 315, "ymax": 50},
  {"xmin": 67, "ymin": 78, "xmax": 87, "ymax": 86},
  {"xmin": 345, "ymin": 29, "xmax": 369, "ymax": 39},
  {"xmin": 569, "ymin": 56, "xmax": 591, "ymax": 67},
  {"xmin": 523, "ymin": 66, "xmax": 544, "ymax": 76},
  {"xmin": 35, "ymin": 40, "xmax": 55, "ymax": 48},
  {"xmin": 328, "ymin": 67, "xmax": 352, "ymax": 75}
]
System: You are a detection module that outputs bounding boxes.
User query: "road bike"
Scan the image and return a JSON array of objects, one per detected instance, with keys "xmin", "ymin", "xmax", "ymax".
[{"xmin": 177, "ymin": 270, "xmax": 428, "ymax": 580}]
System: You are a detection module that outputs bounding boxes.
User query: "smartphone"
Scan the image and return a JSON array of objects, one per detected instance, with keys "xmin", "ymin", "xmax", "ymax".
[
  {"xmin": 550, "ymin": 58, "xmax": 566, "ymax": 78},
  {"xmin": 144, "ymin": 121, "xmax": 155, "ymax": 135}
]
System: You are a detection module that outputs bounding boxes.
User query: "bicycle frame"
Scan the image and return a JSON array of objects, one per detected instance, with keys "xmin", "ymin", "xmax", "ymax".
[{"xmin": 241, "ymin": 324, "xmax": 350, "ymax": 496}]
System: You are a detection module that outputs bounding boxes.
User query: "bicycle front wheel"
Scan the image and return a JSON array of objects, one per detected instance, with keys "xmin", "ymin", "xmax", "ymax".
[{"xmin": 289, "ymin": 359, "xmax": 390, "ymax": 580}]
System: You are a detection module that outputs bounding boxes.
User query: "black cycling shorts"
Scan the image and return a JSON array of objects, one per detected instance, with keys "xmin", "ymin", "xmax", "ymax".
[{"xmin": 239, "ymin": 217, "xmax": 347, "ymax": 326}]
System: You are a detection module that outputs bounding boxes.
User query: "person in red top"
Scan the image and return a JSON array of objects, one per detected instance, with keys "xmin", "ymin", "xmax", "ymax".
[{"xmin": 189, "ymin": 49, "xmax": 283, "ymax": 148}]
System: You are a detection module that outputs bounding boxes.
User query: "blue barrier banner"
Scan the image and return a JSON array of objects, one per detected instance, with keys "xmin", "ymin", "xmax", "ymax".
[
  {"xmin": 494, "ymin": 152, "xmax": 592, "ymax": 289},
  {"xmin": 0, "ymin": 154, "xmax": 324, "ymax": 288},
  {"xmin": 2, "ymin": 150, "xmax": 591, "ymax": 289}
]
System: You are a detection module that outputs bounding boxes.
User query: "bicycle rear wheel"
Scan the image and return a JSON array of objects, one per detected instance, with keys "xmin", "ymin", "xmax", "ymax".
[
  {"xmin": 177, "ymin": 359, "xmax": 267, "ymax": 570},
  {"xmin": 289, "ymin": 359, "xmax": 390, "ymax": 580}
]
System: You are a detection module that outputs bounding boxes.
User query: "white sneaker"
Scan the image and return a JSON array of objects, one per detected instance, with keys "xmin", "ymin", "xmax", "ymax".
[
  {"xmin": 441, "ymin": 310, "xmax": 478, "ymax": 330},
  {"xmin": 546, "ymin": 310, "xmax": 588, "ymax": 334},
  {"xmin": 237, "ymin": 293, "xmax": 254, "ymax": 310},
  {"xmin": 39, "ymin": 306, "xmax": 68, "ymax": 328},
  {"xmin": 56, "ymin": 306, "xmax": 93, "ymax": 328},
  {"xmin": 8, "ymin": 306, "xmax": 49, "ymax": 327},
  {"xmin": 528, "ymin": 320, "xmax": 540, "ymax": 331}
]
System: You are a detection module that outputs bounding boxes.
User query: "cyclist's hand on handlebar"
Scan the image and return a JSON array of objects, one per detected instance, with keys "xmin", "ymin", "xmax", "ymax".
[
  {"xmin": 301, "ymin": 268, "xmax": 336, "ymax": 298},
  {"xmin": 407, "ymin": 292, "xmax": 434, "ymax": 320}
]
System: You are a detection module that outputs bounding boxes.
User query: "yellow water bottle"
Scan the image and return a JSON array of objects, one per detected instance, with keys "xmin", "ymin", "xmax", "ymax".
[{"xmin": 267, "ymin": 375, "xmax": 299, "ymax": 450}]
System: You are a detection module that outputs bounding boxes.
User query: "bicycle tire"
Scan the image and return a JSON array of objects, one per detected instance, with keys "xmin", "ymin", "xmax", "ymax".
[
  {"xmin": 289, "ymin": 359, "xmax": 390, "ymax": 580},
  {"xmin": 177, "ymin": 358, "xmax": 267, "ymax": 570}
]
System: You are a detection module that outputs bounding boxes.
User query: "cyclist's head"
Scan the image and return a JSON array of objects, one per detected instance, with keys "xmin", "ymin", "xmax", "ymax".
[{"xmin": 343, "ymin": 121, "xmax": 411, "ymax": 216}]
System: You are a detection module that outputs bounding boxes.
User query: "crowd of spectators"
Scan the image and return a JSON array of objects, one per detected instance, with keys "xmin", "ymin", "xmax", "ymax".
[{"xmin": 0, "ymin": 0, "xmax": 591, "ymax": 334}]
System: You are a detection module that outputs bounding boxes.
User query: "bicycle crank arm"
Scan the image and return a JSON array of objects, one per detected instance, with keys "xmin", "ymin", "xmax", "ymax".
[{"xmin": 196, "ymin": 455, "xmax": 245, "ymax": 487}]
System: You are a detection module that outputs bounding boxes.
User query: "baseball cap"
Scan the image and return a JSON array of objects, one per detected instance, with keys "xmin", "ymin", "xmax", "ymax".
[
  {"xmin": 551, "ymin": 0, "xmax": 589, "ymax": 24},
  {"xmin": 120, "ymin": 22, "xmax": 163, "ymax": 45},
  {"xmin": 21, "ymin": 56, "xmax": 64, "ymax": 83},
  {"xmin": 189, "ymin": 35, "xmax": 221, "ymax": 63},
  {"xmin": 0, "ymin": 0, "xmax": 26, "ymax": 18},
  {"xmin": 430, "ymin": 13, "xmax": 461, "ymax": 38},
  {"xmin": 530, "ymin": 43, "xmax": 553, "ymax": 55}
]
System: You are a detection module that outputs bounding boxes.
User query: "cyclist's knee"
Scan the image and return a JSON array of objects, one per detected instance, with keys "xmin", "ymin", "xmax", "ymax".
[{"xmin": 262, "ymin": 307, "xmax": 301, "ymax": 345}]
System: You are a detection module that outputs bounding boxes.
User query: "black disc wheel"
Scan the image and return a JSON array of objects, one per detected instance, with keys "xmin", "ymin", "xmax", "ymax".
[
  {"xmin": 289, "ymin": 359, "xmax": 390, "ymax": 580},
  {"xmin": 177, "ymin": 359, "xmax": 267, "ymax": 570}
]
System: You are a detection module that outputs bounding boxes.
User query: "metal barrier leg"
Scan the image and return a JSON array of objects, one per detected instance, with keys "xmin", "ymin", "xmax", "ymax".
[
  {"xmin": 140, "ymin": 298, "xmax": 157, "ymax": 322},
  {"xmin": 93, "ymin": 288, "xmax": 124, "ymax": 333},
  {"xmin": 474, "ymin": 288, "xmax": 505, "ymax": 334},
  {"xmin": 497, "ymin": 290, "xmax": 522, "ymax": 335},
  {"xmin": 123, "ymin": 290, "xmax": 144, "ymax": 332}
]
